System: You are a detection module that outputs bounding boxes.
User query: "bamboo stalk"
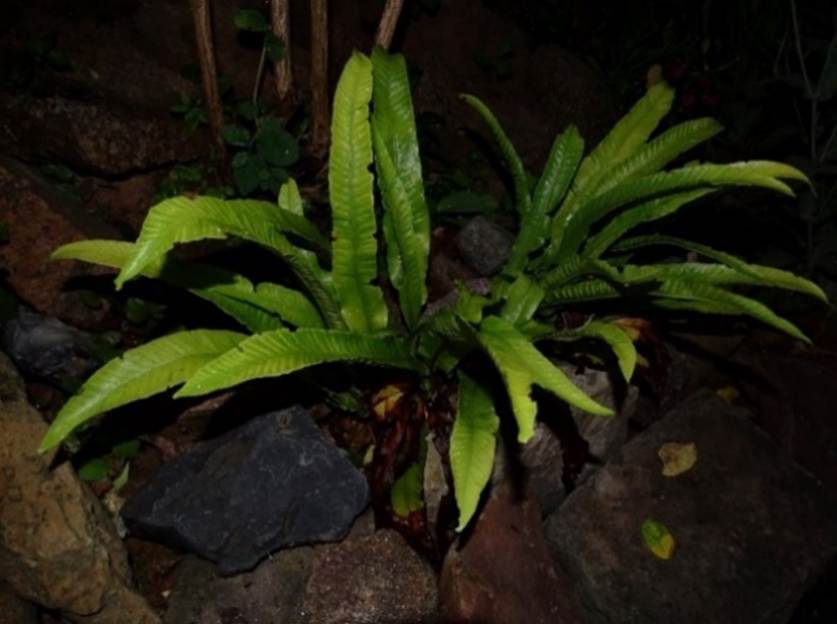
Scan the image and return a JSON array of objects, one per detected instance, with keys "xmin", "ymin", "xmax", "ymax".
[
  {"xmin": 271, "ymin": 0, "xmax": 293, "ymax": 103},
  {"xmin": 310, "ymin": 0, "xmax": 329, "ymax": 156},
  {"xmin": 189, "ymin": 0, "xmax": 224, "ymax": 152},
  {"xmin": 375, "ymin": 0, "xmax": 404, "ymax": 50}
]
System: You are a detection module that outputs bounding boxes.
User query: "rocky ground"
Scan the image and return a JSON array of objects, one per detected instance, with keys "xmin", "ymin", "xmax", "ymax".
[{"xmin": 1, "ymin": 1, "xmax": 837, "ymax": 623}]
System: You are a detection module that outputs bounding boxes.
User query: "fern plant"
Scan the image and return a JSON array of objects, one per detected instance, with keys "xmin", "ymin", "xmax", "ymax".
[{"xmin": 41, "ymin": 49, "xmax": 824, "ymax": 533}]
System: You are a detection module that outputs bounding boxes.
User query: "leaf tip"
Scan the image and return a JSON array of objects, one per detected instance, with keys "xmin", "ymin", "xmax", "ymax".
[
  {"xmin": 37, "ymin": 430, "xmax": 59, "ymax": 454},
  {"xmin": 517, "ymin": 427, "xmax": 535, "ymax": 444},
  {"xmin": 172, "ymin": 384, "xmax": 194, "ymax": 399},
  {"xmin": 49, "ymin": 246, "xmax": 70, "ymax": 262}
]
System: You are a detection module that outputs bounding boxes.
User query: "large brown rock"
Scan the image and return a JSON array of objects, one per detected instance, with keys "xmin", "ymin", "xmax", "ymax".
[
  {"xmin": 0, "ymin": 1, "xmax": 197, "ymax": 115},
  {"xmin": 439, "ymin": 488, "xmax": 583, "ymax": 624},
  {"xmin": 492, "ymin": 365, "xmax": 637, "ymax": 515},
  {"xmin": 163, "ymin": 550, "xmax": 315, "ymax": 624},
  {"xmin": 0, "ymin": 580, "xmax": 37, "ymax": 624},
  {"xmin": 559, "ymin": 363, "xmax": 638, "ymax": 465},
  {"xmin": 301, "ymin": 529, "xmax": 438, "ymax": 624},
  {"xmin": 0, "ymin": 157, "xmax": 117, "ymax": 319},
  {"xmin": 0, "ymin": 352, "xmax": 159, "ymax": 623},
  {"xmin": 0, "ymin": 94, "xmax": 203, "ymax": 176},
  {"xmin": 731, "ymin": 340, "xmax": 837, "ymax": 498},
  {"xmin": 545, "ymin": 391, "xmax": 837, "ymax": 624}
]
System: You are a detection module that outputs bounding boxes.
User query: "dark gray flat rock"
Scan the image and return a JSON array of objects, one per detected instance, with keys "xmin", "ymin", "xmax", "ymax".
[{"xmin": 122, "ymin": 406, "xmax": 369, "ymax": 575}]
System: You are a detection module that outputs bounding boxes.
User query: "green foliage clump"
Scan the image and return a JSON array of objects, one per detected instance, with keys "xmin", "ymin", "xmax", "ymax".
[{"xmin": 43, "ymin": 48, "xmax": 824, "ymax": 532}]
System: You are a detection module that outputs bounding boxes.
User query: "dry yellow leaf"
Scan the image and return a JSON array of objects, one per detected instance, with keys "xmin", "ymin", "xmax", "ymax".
[
  {"xmin": 372, "ymin": 384, "xmax": 404, "ymax": 419},
  {"xmin": 658, "ymin": 441, "xmax": 698, "ymax": 477}
]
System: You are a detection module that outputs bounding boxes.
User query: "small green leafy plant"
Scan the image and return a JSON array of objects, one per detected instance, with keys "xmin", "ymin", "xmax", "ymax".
[
  {"xmin": 170, "ymin": 91, "xmax": 210, "ymax": 134},
  {"xmin": 42, "ymin": 48, "xmax": 824, "ymax": 532},
  {"xmin": 226, "ymin": 111, "xmax": 300, "ymax": 197},
  {"xmin": 233, "ymin": 8, "xmax": 286, "ymax": 64},
  {"xmin": 170, "ymin": 92, "xmax": 300, "ymax": 197}
]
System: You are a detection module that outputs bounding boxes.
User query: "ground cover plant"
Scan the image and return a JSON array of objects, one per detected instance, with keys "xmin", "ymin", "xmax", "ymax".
[{"xmin": 40, "ymin": 47, "xmax": 825, "ymax": 532}]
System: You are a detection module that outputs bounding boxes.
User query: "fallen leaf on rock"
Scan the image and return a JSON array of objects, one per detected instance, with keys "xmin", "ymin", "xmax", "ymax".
[
  {"xmin": 658, "ymin": 441, "xmax": 698, "ymax": 477},
  {"xmin": 716, "ymin": 385, "xmax": 739, "ymax": 404},
  {"xmin": 641, "ymin": 518, "xmax": 675, "ymax": 560}
]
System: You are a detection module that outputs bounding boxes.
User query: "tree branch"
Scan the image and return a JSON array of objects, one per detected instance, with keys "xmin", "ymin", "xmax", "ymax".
[
  {"xmin": 189, "ymin": 0, "xmax": 224, "ymax": 153},
  {"xmin": 310, "ymin": 0, "xmax": 329, "ymax": 156},
  {"xmin": 375, "ymin": 0, "xmax": 404, "ymax": 50},
  {"xmin": 271, "ymin": 0, "xmax": 293, "ymax": 104}
]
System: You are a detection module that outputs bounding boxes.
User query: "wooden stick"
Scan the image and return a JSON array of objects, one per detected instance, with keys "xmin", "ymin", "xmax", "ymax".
[
  {"xmin": 271, "ymin": 0, "xmax": 293, "ymax": 103},
  {"xmin": 310, "ymin": 0, "xmax": 329, "ymax": 156},
  {"xmin": 375, "ymin": 0, "xmax": 404, "ymax": 50},
  {"xmin": 189, "ymin": 0, "xmax": 224, "ymax": 153}
]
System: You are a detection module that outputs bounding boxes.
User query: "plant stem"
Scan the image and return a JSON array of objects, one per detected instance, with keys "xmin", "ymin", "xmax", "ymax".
[
  {"xmin": 310, "ymin": 0, "xmax": 329, "ymax": 157},
  {"xmin": 789, "ymin": 0, "xmax": 813, "ymax": 99},
  {"xmin": 271, "ymin": 0, "xmax": 293, "ymax": 104},
  {"xmin": 252, "ymin": 44, "xmax": 267, "ymax": 106},
  {"xmin": 375, "ymin": 0, "xmax": 404, "ymax": 50},
  {"xmin": 189, "ymin": 0, "xmax": 224, "ymax": 153}
]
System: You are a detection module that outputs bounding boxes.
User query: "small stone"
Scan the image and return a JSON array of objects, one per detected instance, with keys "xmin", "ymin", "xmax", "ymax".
[
  {"xmin": 455, "ymin": 216, "xmax": 513, "ymax": 276},
  {"xmin": 300, "ymin": 529, "xmax": 438, "ymax": 624},
  {"xmin": 122, "ymin": 406, "xmax": 370, "ymax": 575},
  {"xmin": 2, "ymin": 307, "xmax": 98, "ymax": 386},
  {"xmin": 557, "ymin": 363, "xmax": 638, "ymax": 464}
]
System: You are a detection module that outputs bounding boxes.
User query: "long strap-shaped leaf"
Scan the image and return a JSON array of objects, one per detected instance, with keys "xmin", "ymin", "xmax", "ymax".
[
  {"xmin": 478, "ymin": 315, "xmax": 612, "ymax": 444},
  {"xmin": 652, "ymin": 279, "xmax": 809, "ymax": 342},
  {"xmin": 39, "ymin": 330, "xmax": 247, "ymax": 452},
  {"xmin": 112, "ymin": 195, "xmax": 341, "ymax": 328},
  {"xmin": 594, "ymin": 118, "xmax": 724, "ymax": 196},
  {"xmin": 329, "ymin": 51, "xmax": 388, "ymax": 333},
  {"xmin": 544, "ymin": 265, "xmax": 813, "ymax": 341},
  {"xmin": 461, "ymin": 93, "xmax": 531, "ymax": 217},
  {"xmin": 374, "ymin": 134, "xmax": 428, "ymax": 328},
  {"xmin": 612, "ymin": 235, "xmax": 827, "ymax": 301},
  {"xmin": 620, "ymin": 262, "xmax": 826, "ymax": 301},
  {"xmin": 451, "ymin": 371, "xmax": 499, "ymax": 531},
  {"xmin": 53, "ymin": 240, "xmax": 324, "ymax": 331},
  {"xmin": 371, "ymin": 48, "xmax": 429, "ymax": 329},
  {"xmin": 505, "ymin": 126, "xmax": 584, "ymax": 273},
  {"xmin": 549, "ymin": 82, "xmax": 675, "ymax": 250},
  {"xmin": 176, "ymin": 328, "xmax": 419, "ymax": 398},
  {"xmin": 582, "ymin": 189, "xmax": 715, "ymax": 258},
  {"xmin": 557, "ymin": 161, "xmax": 807, "ymax": 258},
  {"xmin": 571, "ymin": 82, "xmax": 675, "ymax": 195},
  {"xmin": 371, "ymin": 48, "xmax": 430, "ymax": 244}
]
